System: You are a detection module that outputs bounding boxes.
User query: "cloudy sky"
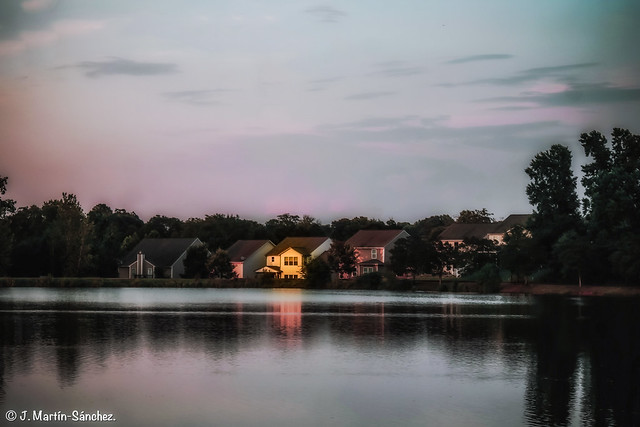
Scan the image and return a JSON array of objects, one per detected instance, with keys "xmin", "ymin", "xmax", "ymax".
[{"xmin": 1, "ymin": 0, "xmax": 639, "ymax": 223}]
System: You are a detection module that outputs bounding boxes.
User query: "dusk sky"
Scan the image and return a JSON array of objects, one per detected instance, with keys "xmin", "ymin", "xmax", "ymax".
[{"xmin": 1, "ymin": 0, "xmax": 639, "ymax": 223}]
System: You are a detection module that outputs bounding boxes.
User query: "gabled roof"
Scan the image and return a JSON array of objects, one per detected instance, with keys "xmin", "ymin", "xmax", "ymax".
[
  {"xmin": 346, "ymin": 229, "xmax": 408, "ymax": 248},
  {"xmin": 121, "ymin": 238, "xmax": 201, "ymax": 266},
  {"xmin": 489, "ymin": 214, "xmax": 531, "ymax": 234},
  {"xmin": 266, "ymin": 237, "xmax": 330, "ymax": 256},
  {"xmin": 226, "ymin": 240, "xmax": 274, "ymax": 262}
]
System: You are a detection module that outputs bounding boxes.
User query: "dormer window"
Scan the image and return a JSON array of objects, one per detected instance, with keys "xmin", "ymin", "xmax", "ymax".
[{"xmin": 371, "ymin": 248, "xmax": 377, "ymax": 259}]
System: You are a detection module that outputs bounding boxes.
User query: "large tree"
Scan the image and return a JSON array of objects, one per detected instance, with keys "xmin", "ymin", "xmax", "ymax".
[
  {"xmin": 207, "ymin": 249, "xmax": 237, "ymax": 279},
  {"xmin": 499, "ymin": 225, "xmax": 537, "ymax": 284},
  {"xmin": 390, "ymin": 235, "xmax": 432, "ymax": 279},
  {"xmin": 326, "ymin": 241, "xmax": 357, "ymax": 279},
  {"xmin": 183, "ymin": 244, "xmax": 211, "ymax": 278},
  {"xmin": 456, "ymin": 209, "xmax": 494, "ymax": 224},
  {"xmin": 301, "ymin": 257, "xmax": 331, "ymax": 288},
  {"xmin": 87, "ymin": 204, "xmax": 144, "ymax": 277},
  {"xmin": 579, "ymin": 128, "xmax": 640, "ymax": 282},
  {"xmin": 0, "ymin": 175, "xmax": 16, "ymax": 275},
  {"xmin": 8, "ymin": 205, "xmax": 47, "ymax": 276},
  {"xmin": 525, "ymin": 144, "xmax": 582, "ymax": 279},
  {"xmin": 41, "ymin": 193, "xmax": 91, "ymax": 277}
]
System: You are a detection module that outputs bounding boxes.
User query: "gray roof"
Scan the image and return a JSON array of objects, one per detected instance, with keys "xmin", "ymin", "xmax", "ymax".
[
  {"xmin": 226, "ymin": 240, "xmax": 274, "ymax": 262},
  {"xmin": 346, "ymin": 229, "xmax": 408, "ymax": 247},
  {"xmin": 266, "ymin": 237, "xmax": 330, "ymax": 256},
  {"xmin": 438, "ymin": 223, "xmax": 496, "ymax": 241},
  {"xmin": 121, "ymin": 238, "xmax": 202, "ymax": 266},
  {"xmin": 490, "ymin": 214, "xmax": 531, "ymax": 233},
  {"xmin": 438, "ymin": 214, "xmax": 532, "ymax": 241}
]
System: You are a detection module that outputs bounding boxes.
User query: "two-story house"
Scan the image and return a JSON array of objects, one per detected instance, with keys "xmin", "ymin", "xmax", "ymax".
[
  {"xmin": 346, "ymin": 229, "xmax": 409, "ymax": 276},
  {"xmin": 226, "ymin": 240, "xmax": 275, "ymax": 279},
  {"xmin": 257, "ymin": 237, "xmax": 332, "ymax": 279}
]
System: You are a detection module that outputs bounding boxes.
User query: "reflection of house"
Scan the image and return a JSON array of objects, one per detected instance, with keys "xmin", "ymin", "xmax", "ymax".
[
  {"xmin": 226, "ymin": 240, "xmax": 275, "ymax": 279},
  {"xmin": 346, "ymin": 229, "xmax": 409, "ymax": 276},
  {"xmin": 438, "ymin": 214, "xmax": 531, "ymax": 247},
  {"xmin": 118, "ymin": 238, "xmax": 204, "ymax": 279},
  {"xmin": 256, "ymin": 237, "xmax": 332, "ymax": 279}
]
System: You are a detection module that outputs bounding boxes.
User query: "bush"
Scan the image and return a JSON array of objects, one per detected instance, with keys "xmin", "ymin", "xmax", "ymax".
[
  {"xmin": 356, "ymin": 272, "xmax": 383, "ymax": 289},
  {"xmin": 475, "ymin": 263, "xmax": 501, "ymax": 293}
]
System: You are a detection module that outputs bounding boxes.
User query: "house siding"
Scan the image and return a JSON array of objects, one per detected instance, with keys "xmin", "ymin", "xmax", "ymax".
[
  {"xmin": 232, "ymin": 242, "xmax": 275, "ymax": 278},
  {"xmin": 279, "ymin": 248, "xmax": 304, "ymax": 278},
  {"xmin": 350, "ymin": 230, "xmax": 409, "ymax": 276}
]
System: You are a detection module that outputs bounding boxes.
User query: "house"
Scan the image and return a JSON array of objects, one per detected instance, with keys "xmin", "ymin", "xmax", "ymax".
[
  {"xmin": 226, "ymin": 240, "xmax": 275, "ymax": 279},
  {"xmin": 346, "ymin": 229, "xmax": 410, "ymax": 276},
  {"xmin": 118, "ymin": 238, "xmax": 204, "ymax": 279},
  {"xmin": 437, "ymin": 214, "xmax": 531, "ymax": 276},
  {"xmin": 438, "ymin": 214, "xmax": 531, "ymax": 247},
  {"xmin": 256, "ymin": 236, "xmax": 332, "ymax": 279},
  {"xmin": 485, "ymin": 214, "xmax": 531, "ymax": 244},
  {"xmin": 438, "ymin": 223, "xmax": 497, "ymax": 248}
]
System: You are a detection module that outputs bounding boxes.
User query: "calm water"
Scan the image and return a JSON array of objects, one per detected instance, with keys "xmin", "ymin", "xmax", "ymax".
[{"xmin": 1, "ymin": 288, "xmax": 638, "ymax": 426}]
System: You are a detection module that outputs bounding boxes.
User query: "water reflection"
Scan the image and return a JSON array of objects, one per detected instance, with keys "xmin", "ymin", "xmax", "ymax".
[{"xmin": 0, "ymin": 289, "xmax": 638, "ymax": 426}]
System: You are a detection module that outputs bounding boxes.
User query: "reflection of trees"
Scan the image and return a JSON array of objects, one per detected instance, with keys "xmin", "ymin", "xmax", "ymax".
[
  {"xmin": 586, "ymin": 300, "xmax": 640, "ymax": 426},
  {"xmin": 524, "ymin": 297, "xmax": 581, "ymax": 426},
  {"xmin": 524, "ymin": 297, "xmax": 640, "ymax": 426},
  {"xmin": 54, "ymin": 313, "xmax": 81, "ymax": 387},
  {"xmin": 1, "ymin": 293, "xmax": 639, "ymax": 427}
]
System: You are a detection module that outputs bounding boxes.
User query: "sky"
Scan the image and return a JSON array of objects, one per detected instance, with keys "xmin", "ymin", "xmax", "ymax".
[{"xmin": 1, "ymin": 0, "xmax": 639, "ymax": 223}]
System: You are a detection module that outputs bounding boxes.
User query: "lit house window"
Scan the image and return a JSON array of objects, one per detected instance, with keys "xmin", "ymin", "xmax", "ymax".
[
  {"xmin": 371, "ymin": 249, "xmax": 377, "ymax": 259},
  {"xmin": 284, "ymin": 257, "xmax": 298, "ymax": 266}
]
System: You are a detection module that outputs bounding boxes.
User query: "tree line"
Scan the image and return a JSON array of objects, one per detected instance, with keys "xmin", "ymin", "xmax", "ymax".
[
  {"xmin": 0, "ymin": 182, "xmax": 458, "ymax": 277},
  {"xmin": 1, "ymin": 127, "xmax": 638, "ymax": 285},
  {"xmin": 383, "ymin": 128, "xmax": 640, "ymax": 287}
]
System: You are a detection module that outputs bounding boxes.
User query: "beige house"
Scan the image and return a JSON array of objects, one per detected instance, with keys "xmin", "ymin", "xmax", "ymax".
[
  {"xmin": 438, "ymin": 214, "xmax": 531, "ymax": 276},
  {"xmin": 346, "ymin": 229, "xmax": 409, "ymax": 276},
  {"xmin": 257, "ymin": 237, "xmax": 332, "ymax": 279},
  {"xmin": 438, "ymin": 214, "xmax": 531, "ymax": 247},
  {"xmin": 226, "ymin": 240, "xmax": 275, "ymax": 279}
]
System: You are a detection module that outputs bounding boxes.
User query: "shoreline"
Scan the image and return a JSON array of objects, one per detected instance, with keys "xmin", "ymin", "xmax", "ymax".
[
  {"xmin": 500, "ymin": 283, "xmax": 640, "ymax": 296},
  {"xmin": 1, "ymin": 277, "xmax": 639, "ymax": 296}
]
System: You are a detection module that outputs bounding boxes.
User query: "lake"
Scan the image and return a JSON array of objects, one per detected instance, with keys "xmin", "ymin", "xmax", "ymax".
[{"xmin": 1, "ymin": 288, "xmax": 638, "ymax": 426}]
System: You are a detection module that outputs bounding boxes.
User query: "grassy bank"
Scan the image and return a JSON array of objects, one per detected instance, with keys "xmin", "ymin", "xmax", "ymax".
[
  {"xmin": 0, "ymin": 276, "xmax": 478, "ymax": 292},
  {"xmin": 1, "ymin": 277, "xmax": 638, "ymax": 296}
]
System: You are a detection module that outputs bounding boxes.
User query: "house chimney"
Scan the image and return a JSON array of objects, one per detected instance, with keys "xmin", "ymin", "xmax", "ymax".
[{"xmin": 137, "ymin": 252, "xmax": 145, "ymax": 277}]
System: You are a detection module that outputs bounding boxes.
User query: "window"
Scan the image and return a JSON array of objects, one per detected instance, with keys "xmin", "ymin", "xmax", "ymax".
[
  {"xmin": 363, "ymin": 267, "xmax": 375, "ymax": 274},
  {"xmin": 147, "ymin": 267, "xmax": 153, "ymax": 277},
  {"xmin": 371, "ymin": 248, "xmax": 377, "ymax": 259},
  {"xmin": 284, "ymin": 274, "xmax": 298, "ymax": 279},
  {"xmin": 271, "ymin": 257, "xmax": 275, "ymax": 262},
  {"xmin": 284, "ymin": 256, "xmax": 298, "ymax": 266}
]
